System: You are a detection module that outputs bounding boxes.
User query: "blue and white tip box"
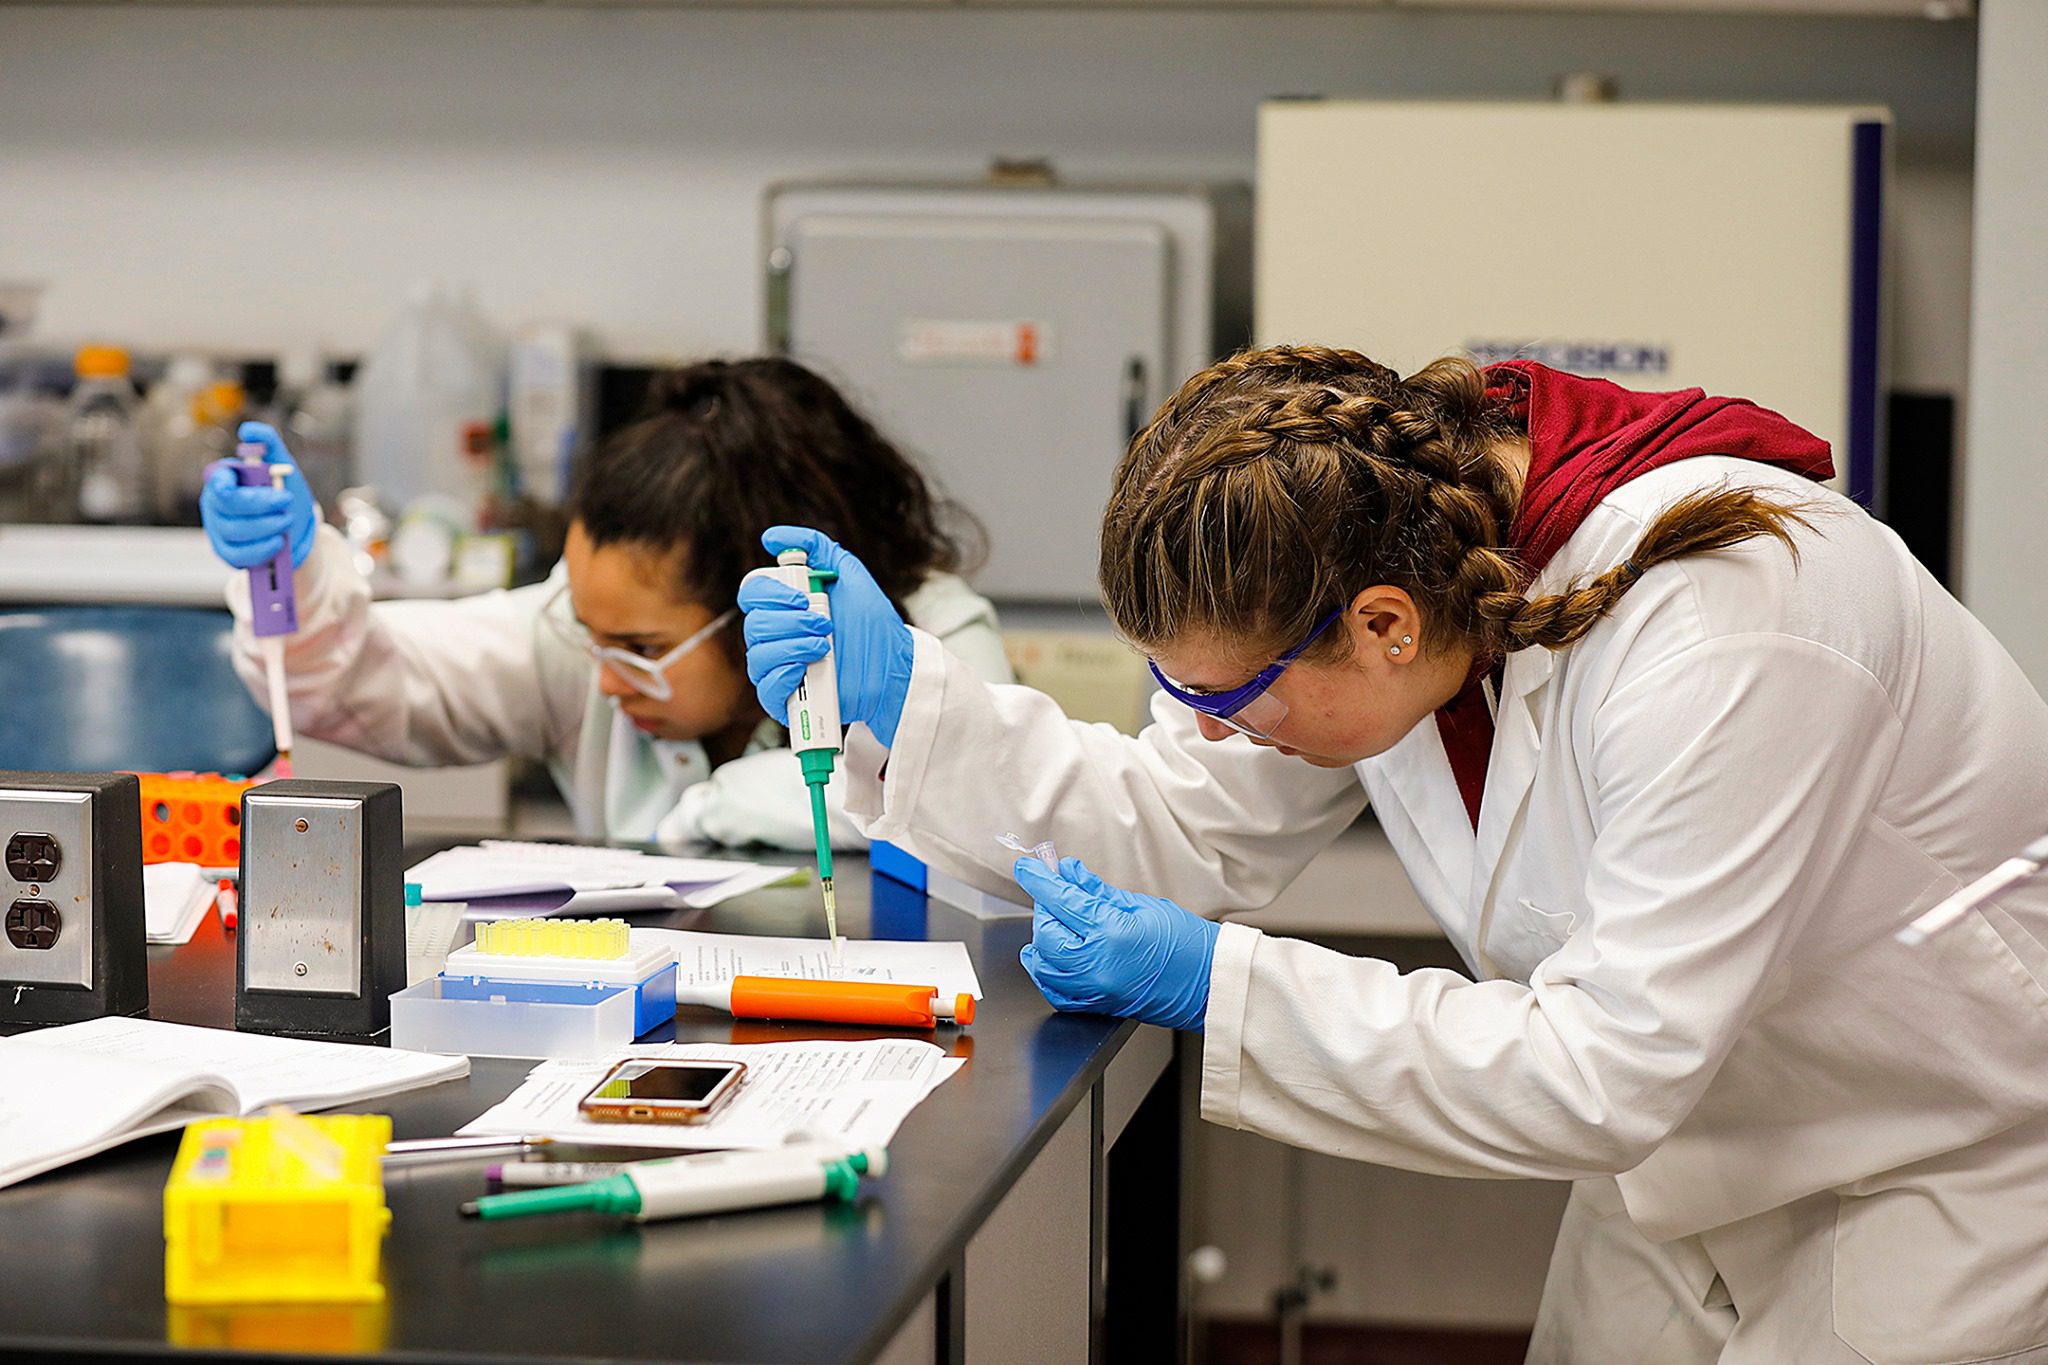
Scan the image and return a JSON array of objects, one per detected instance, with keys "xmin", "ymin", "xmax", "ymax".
[{"xmin": 440, "ymin": 931, "xmax": 678, "ymax": 1036}]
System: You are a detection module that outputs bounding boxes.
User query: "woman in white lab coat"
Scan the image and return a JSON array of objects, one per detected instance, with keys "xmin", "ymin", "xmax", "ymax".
[
  {"xmin": 740, "ymin": 346, "xmax": 2048, "ymax": 1362},
  {"xmin": 203, "ymin": 357, "xmax": 1012, "ymax": 849}
]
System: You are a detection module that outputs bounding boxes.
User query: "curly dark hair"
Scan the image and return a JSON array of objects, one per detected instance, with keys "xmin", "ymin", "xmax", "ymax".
[{"xmin": 569, "ymin": 357, "xmax": 983, "ymax": 631}]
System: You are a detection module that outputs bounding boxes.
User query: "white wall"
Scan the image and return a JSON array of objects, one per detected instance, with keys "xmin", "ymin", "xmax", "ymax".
[
  {"xmin": 0, "ymin": 5, "xmax": 1975, "ymax": 395},
  {"xmin": 1962, "ymin": 0, "xmax": 2048, "ymax": 690}
]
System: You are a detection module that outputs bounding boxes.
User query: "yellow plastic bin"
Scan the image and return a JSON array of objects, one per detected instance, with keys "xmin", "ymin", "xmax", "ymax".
[{"xmin": 163, "ymin": 1112, "xmax": 392, "ymax": 1305}]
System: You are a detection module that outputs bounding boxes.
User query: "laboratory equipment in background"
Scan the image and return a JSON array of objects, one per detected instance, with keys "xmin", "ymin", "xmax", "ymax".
[
  {"xmin": 70, "ymin": 344, "xmax": 149, "ymax": 524},
  {"xmin": 766, "ymin": 174, "xmax": 1251, "ymax": 602},
  {"xmin": 140, "ymin": 354, "xmax": 215, "ymax": 522},
  {"xmin": 0, "ymin": 770, "xmax": 149, "ymax": 1026},
  {"xmin": 508, "ymin": 323, "xmax": 587, "ymax": 506},
  {"xmin": 155, "ymin": 379, "xmax": 245, "ymax": 526},
  {"xmin": 271, "ymin": 350, "xmax": 355, "ymax": 515},
  {"xmin": 236, "ymin": 780, "xmax": 404, "ymax": 1040},
  {"xmin": 354, "ymin": 282, "xmax": 505, "ymax": 520},
  {"xmin": 0, "ymin": 281, "xmax": 43, "ymax": 341},
  {"xmin": 0, "ymin": 351, "xmax": 69, "ymax": 522},
  {"xmin": 1256, "ymin": 99, "xmax": 1890, "ymax": 508},
  {"xmin": 1002, "ymin": 630, "xmax": 1155, "ymax": 735}
]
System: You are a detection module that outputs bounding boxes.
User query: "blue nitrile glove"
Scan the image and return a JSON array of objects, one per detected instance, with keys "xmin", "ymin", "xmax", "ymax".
[
  {"xmin": 1016, "ymin": 856, "xmax": 1221, "ymax": 1032},
  {"xmin": 199, "ymin": 421, "xmax": 317, "ymax": 570},
  {"xmin": 739, "ymin": 526, "xmax": 916, "ymax": 748}
]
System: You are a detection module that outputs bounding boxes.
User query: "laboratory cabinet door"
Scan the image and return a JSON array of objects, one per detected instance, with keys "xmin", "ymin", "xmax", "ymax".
[{"xmin": 781, "ymin": 213, "xmax": 1172, "ymax": 603}]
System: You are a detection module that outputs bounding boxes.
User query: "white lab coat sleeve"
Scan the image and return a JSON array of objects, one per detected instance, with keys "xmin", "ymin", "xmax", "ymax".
[
  {"xmin": 225, "ymin": 524, "xmax": 577, "ymax": 767},
  {"xmin": 1204, "ymin": 633, "xmax": 1905, "ymax": 1180},
  {"xmin": 655, "ymin": 747, "xmax": 866, "ymax": 852},
  {"xmin": 842, "ymin": 627, "xmax": 1369, "ymax": 914},
  {"xmin": 654, "ymin": 593, "xmax": 1020, "ymax": 853}
]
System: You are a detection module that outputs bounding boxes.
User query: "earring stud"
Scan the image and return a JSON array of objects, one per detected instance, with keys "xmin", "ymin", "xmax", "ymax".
[
  {"xmin": 1390, "ymin": 646, "xmax": 1403, "ymax": 656},
  {"xmin": 1401, "ymin": 635, "xmax": 1414, "ymax": 646}
]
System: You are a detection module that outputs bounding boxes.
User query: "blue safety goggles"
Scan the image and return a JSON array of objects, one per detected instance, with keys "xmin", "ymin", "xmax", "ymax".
[{"xmin": 1147, "ymin": 607, "xmax": 1344, "ymax": 741}]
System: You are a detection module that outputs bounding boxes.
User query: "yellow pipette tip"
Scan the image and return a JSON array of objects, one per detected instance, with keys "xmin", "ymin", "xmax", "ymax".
[{"xmin": 471, "ymin": 917, "xmax": 631, "ymax": 959}]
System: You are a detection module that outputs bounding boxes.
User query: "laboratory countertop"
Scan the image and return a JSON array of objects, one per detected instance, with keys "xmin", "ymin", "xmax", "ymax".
[
  {"xmin": 0, "ymin": 849, "xmax": 1147, "ymax": 1365},
  {"xmin": 0, "ymin": 523, "xmax": 511, "ymax": 607}
]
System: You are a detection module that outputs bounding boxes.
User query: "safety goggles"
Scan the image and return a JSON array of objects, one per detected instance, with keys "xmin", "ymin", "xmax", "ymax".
[
  {"xmin": 542, "ymin": 582, "xmax": 736, "ymax": 702},
  {"xmin": 1148, "ymin": 607, "xmax": 1344, "ymax": 741}
]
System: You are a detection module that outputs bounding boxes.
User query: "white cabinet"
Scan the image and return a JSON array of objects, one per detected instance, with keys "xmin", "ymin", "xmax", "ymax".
[
  {"xmin": 1257, "ymin": 99, "xmax": 1891, "ymax": 505},
  {"xmin": 767, "ymin": 180, "xmax": 1249, "ymax": 602}
]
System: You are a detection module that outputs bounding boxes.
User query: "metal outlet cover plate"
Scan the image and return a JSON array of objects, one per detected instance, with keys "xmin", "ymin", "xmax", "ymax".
[
  {"xmin": 242, "ymin": 795, "xmax": 363, "ymax": 997},
  {"xmin": 0, "ymin": 789, "xmax": 93, "ymax": 989}
]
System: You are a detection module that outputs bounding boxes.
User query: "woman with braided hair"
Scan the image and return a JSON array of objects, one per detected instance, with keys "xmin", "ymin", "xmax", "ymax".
[
  {"xmin": 741, "ymin": 345, "xmax": 2048, "ymax": 1362},
  {"xmin": 201, "ymin": 356, "xmax": 1012, "ymax": 849}
]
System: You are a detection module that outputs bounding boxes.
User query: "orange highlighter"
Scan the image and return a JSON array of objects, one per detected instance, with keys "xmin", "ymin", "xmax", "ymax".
[{"xmin": 678, "ymin": 976, "xmax": 975, "ymax": 1029}]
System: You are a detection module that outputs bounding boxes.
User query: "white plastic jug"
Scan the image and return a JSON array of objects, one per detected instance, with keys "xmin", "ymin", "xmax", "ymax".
[{"xmin": 354, "ymin": 282, "xmax": 504, "ymax": 519}]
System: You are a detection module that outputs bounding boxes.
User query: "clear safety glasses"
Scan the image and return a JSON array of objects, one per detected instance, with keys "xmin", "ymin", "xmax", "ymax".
[
  {"xmin": 1148, "ymin": 607, "xmax": 1344, "ymax": 741},
  {"xmin": 542, "ymin": 583, "xmax": 736, "ymax": 703}
]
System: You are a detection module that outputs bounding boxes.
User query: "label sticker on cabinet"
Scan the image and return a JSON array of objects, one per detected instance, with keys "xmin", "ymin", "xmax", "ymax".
[{"xmin": 898, "ymin": 320, "xmax": 1053, "ymax": 367}]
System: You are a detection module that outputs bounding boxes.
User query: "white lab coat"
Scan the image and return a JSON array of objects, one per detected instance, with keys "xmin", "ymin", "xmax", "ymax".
[
  {"xmin": 840, "ymin": 457, "xmax": 2048, "ymax": 1361},
  {"xmin": 225, "ymin": 523, "xmax": 1014, "ymax": 850}
]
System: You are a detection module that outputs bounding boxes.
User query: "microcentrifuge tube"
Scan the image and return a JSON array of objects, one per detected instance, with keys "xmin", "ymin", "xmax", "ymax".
[{"xmin": 996, "ymin": 832, "xmax": 1060, "ymax": 872}]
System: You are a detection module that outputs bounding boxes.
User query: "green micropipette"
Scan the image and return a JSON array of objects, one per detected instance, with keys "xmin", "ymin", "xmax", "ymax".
[
  {"xmin": 801, "ymin": 747, "xmax": 838, "ymax": 953},
  {"xmin": 772, "ymin": 549, "xmax": 842, "ymax": 961},
  {"xmin": 460, "ymin": 1150, "xmax": 878, "ymax": 1223}
]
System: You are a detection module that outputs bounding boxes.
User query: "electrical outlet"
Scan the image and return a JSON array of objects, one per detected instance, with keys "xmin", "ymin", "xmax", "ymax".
[
  {"xmin": 0, "ymin": 792, "xmax": 94, "ymax": 988},
  {"xmin": 6, "ymin": 900, "xmax": 62, "ymax": 950},
  {"xmin": 6, "ymin": 832, "xmax": 62, "ymax": 884},
  {"xmin": 0, "ymin": 772, "xmax": 147, "ymax": 1024}
]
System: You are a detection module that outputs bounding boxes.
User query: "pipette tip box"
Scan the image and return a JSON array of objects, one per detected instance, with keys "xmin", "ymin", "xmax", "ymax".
[
  {"xmin": 441, "ymin": 922, "xmax": 677, "ymax": 1036},
  {"xmin": 388, "ymin": 975, "xmax": 639, "ymax": 1059}
]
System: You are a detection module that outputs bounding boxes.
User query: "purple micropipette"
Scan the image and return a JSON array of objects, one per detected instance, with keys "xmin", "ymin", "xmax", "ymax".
[{"xmin": 228, "ymin": 441, "xmax": 299, "ymax": 775}]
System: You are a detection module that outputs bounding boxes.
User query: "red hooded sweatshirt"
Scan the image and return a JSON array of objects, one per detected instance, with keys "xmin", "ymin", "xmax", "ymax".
[{"xmin": 1434, "ymin": 361, "xmax": 1836, "ymax": 830}]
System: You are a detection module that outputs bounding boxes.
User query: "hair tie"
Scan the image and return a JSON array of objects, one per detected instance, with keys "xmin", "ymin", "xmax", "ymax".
[{"xmin": 1620, "ymin": 557, "xmax": 1645, "ymax": 581}]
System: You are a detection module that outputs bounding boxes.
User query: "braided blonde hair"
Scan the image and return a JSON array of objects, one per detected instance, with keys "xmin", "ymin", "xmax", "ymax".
[{"xmin": 1099, "ymin": 345, "xmax": 1813, "ymax": 664}]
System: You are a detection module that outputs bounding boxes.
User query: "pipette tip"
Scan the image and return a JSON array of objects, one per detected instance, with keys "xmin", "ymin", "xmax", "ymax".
[
  {"xmin": 274, "ymin": 751, "xmax": 293, "ymax": 780},
  {"xmin": 822, "ymin": 877, "xmax": 840, "ymax": 960}
]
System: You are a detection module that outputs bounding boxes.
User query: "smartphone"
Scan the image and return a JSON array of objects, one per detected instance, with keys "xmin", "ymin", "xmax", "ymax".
[{"xmin": 577, "ymin": 1060, "xmax": 747, "ymax": 1126}]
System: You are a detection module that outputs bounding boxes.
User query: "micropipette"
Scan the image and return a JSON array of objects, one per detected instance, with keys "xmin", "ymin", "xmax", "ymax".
[
  {"xmin": 749, "ymin": 548, "xmax": 844, "ymax": 960},
  {"xmin": 460, "ymin": 1143, "xmax": 887, "ymax": 1223},
  {"xmin": 675, "ymin": 974, "xmax": 975, "ymax": 1029},
  {"xmin": 232, "ymin": 440, "xmax": 300, "ymax": 777}
]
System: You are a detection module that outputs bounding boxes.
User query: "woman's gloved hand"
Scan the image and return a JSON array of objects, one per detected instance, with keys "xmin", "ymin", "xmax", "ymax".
[
  {"xmin": 199, "ymin": 421, "xmax": 317, "ymax": 570},
  {"xmin": 1015, "ymin": 856, "xmax": 1220, "ymax": 1032},
  {"xmin": 738, "ymin": 526, "xmax": 916, "ymax": 747}
]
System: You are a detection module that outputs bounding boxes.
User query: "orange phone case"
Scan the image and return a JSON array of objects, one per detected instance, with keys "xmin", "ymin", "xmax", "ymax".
[{"xmin": 576, "ymin": 1060, "xmax": 747, "ymax": 1126}]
